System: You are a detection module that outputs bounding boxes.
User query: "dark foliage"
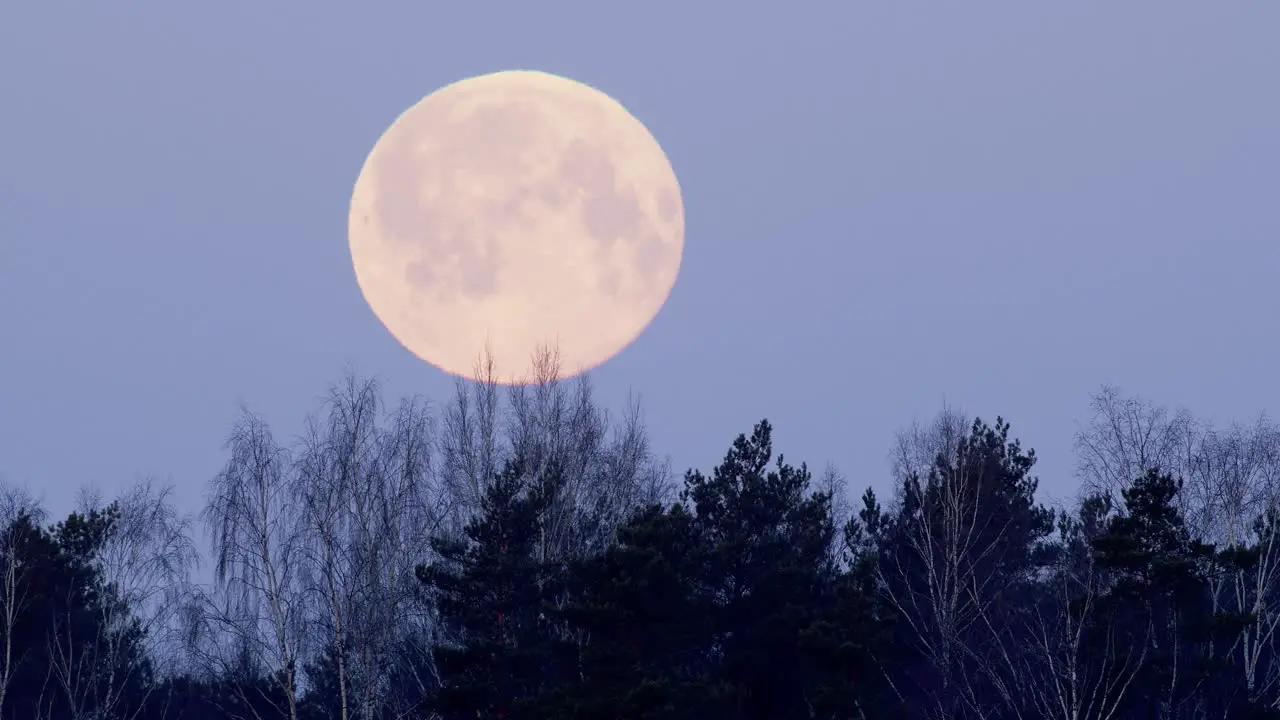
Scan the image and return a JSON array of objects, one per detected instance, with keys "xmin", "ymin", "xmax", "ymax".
[
  {"xmin": 7, "ymin": 409, "xmax": 1280, "ymax": 720},
  {"xmin": 415, "ymin": 456, "xmax": 568, "ymax": 720}
]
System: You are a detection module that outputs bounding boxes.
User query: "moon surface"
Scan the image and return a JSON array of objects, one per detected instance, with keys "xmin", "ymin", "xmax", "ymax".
[{"xmin": 348, "ymin": 70, "xmax": 684, "ymax": 384}]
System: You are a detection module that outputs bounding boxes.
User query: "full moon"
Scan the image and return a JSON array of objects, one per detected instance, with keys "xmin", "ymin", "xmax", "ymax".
[{"xmin": 348, "ymin": 70, "xmax": 685, "ymax": 384}]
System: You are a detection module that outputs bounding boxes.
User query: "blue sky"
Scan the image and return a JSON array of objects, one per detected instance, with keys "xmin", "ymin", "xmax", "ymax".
[{"xmin": 2, "ymin": 2, "xmax": 1277, "ymax": 522}]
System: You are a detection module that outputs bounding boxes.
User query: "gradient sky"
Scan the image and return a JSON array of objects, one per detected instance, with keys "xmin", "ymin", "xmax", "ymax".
[{"xmin": 2, "ymin": 3, "xmax": 1277, "ymax": 524}]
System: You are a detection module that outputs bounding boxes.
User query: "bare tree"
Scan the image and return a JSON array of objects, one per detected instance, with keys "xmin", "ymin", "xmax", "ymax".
[
  {"xmin": 871, "ymin": 409, "xmax": 1051, "ymax": 720},
  {"xmin": 1218, "ymin": 507, "xmax": 1280, "ymax": 710},
  {"xmin": 424, "ymin": 345, "xmax": 672, "ymax": 691},
  {"xmin": 1073, "ymin": 385, "xmax": 1198, "ymax": 505},
  {"xmin": 0, "ymin": 485, "xmax": 44, "ymax": 716},
  {"xmin": 185, "ymin": 356, "xmax": 668, "ymax": 718},
  {"xmin": 294, "ymin": 376, "xmax": 380, "ymax": 720},
  {"xmin": 363, "ymin": 392, "xmax": 447, "ymax": 719},
  {"xmin": 1192, "ymin": 421, "xmax": 1280, "ymax": 710},
  {"xmin": 872, "ymin": 407, "xmax": 993, "ymax": 719},
  {"xmin": 438, "ymin": 346, "xmax": 672, "ymax": 561},
  {"xmin": 199, "ymin": 408, "xmax": 306, "ymax": 720},
  {"xmin": 294, "ymin": 373, "xmax": 445, "ymax": 720},
  {"xmin": 890, "ymin": 404, "xmax": 969, "ymax": 492},
  {"xmin": 1073, "ymin": 385, "xmax": 1280, "ymax": 711},
  {"xmin": 89, "ymin": 481, "xmax": 199, "ymax": 667},
  {"xmin": 1014, "ymin": 502, "xmax": 1148, "ymax": 720},
  {"xmin": 437, "ymin": 352, "xmax": 503, "ymax": 540},
  {"xmin": 815, "ymin": 464, "xmax": 854, "ymax": 569},
  {"xmin": 43, "ymin": 480, "xmax": 200, "ymax": 720},
  {"xmin": 1185, "ymin": 417, "xmax": 1280, "ymax": 548}
]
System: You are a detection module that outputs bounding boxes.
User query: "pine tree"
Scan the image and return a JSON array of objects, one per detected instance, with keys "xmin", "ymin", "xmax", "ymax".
[
  {"xmin": 0, "ymin": 505, "xmax": 155, "ymax": 720},
  {"xmin": 1090, "ymin": 468, "xmax": 1234, "ymax": 718},
  {"xmin": 867, "ymin": 417, "xmax": 1054, "ymax": 719},
  {"xmin": 544, "ymin": 502, "xmax": 716, "ymax": 719},
  {"xmin": 542, "ymin": 420, "xmax": 877, "ymax": 719},
  {"xmin": 416, "ymin": 457, "xmax": 565, "ymax": 720},
  {"xmin": 679, "ymin": 419, "xmax": 843, "ymax": 718}
]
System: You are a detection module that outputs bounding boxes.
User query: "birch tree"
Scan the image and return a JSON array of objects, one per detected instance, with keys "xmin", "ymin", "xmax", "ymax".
[
  {"xmin": 1074, "ymin": 385, "xmax": 1280, "ymax": 709},
  {"xmin": 437, "ymin": 353, "xmax": 503, "ymax": 539},
  {"xmin": 1073, "ymin": 385, "xmax": 1197, "ymax": 514},
  {"xmin": 44, "ymin": 481, "xmax": 199, "ymax": 720},
  {"xmin": 438, "ymin": 346, "xmax": 672, "ymax": 562},
  {"xmin": 294, "ymin": 374, "xmax": 444, "ymax": 720},
  {"xmin": 1016, "ymin": 498, "xmax": 1148, "ymax": 720},
  {"xmin": 0, "ymin": 486, "xmax": 43, "ymax": 717},
  {"xmin": 200, "ymin": 408, "xmax": 306, "ymax": 720},
  {"xmin": 870, "ymin": 411, "xmax": 1052, "ymax": 720}
]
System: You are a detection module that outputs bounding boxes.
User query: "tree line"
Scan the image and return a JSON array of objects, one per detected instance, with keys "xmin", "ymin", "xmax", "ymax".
[{"xmin": 3, "ymin": 357, "xmax": 1280, "ymax": 719}]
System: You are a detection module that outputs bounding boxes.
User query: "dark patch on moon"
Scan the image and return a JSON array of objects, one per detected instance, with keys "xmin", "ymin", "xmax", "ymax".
[
  {"xmin": 657, "ymin": 187, "xmax": 679, "ymax": 225},
  {"xmin": 371, "ymin": 118, "xmax": 434, "ymax": 253},
  {"xmin": 558, "ymin": 139, "xmax": 645, "ymax": 252},
  {"xmin": 400, "ymin": 221, "xmax": 502, "ymax": 303},
  {"xmin": 371, "ymin": 98, "xmax": 554, "ymax": 304},
  {"xmin": 367, "ymin": 86, "xmax": 675, "ymax": 314},
  {"xmin": 447, "ymin": 101, "xmax": 544, "ymax": 178},
  {"xmin": 405, "ymin": 259, "xmax": 436, "ymax": 288},
  {"xmin": 452, "ymin": 229, "xmax": 501, "ymax": 297},
  {"xmin": 597, "ymin": 266, "xmax": 622, "ymax": 298},
  {"xmin": 634, "ymin": 231, "xmax": 669, "ymax": 289},
  {"xmin": 556, "ymin": 137, "xmax": 664, "ymax": 302},
  {"xmin": 584, "ymin": 191, "xmax": 643, "ymax": 251}
]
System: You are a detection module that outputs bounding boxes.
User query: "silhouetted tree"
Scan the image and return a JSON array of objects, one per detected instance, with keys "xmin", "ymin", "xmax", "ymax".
[
  {"xmin": 678, "ymin": 419, "xmax": 846, "ymax": 718},
  {"xmin": 868, "ymin": 416, "xmax": 1054, "ymax": 719},
  {"xmin": 417, "ymin": 457, "xmax": 567, "ymax": 720},
  {"xmin": 543, "ymin": 503, "xmax": 716, "ymax": 719},
  {"xmin": 0, "ymin": 503, "xmax": 154, "ymax": 719}
]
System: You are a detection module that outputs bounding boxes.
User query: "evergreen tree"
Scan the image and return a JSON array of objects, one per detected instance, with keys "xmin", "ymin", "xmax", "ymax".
[
  {"xmin": 868, "ymin": 417, "xmax": 1054, "ymax": 719},
  {"xmin": 543, "ymin": 503, "xmax": 716, "ymax": 719},
  {"xmin": 416, "ymin": 457, "xmax": 566, "ymax": 720},
  {"xmin": 679, "ymin": 419, "xmax": 845, "ymax": 718},
  {"xmin": 799, "ymin": 488, "xmax": 899, "ymax": 718},
  {"xmin": 298, "ymin": 639, "xmax": 347, "ymax": 720},
  {"xmin": 1090, "ymin": 467, "xmax": 1252, "ymax": 718},
  {"xmin": 541, "ymin": 420, "xmax": 891, "ymax": 719},
  {"xmin": 0, "ymin": 505, "xmax": 153, "ymax": 720}
]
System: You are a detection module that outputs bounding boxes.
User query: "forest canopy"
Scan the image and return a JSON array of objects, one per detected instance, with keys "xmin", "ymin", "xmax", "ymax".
[{"xmin": 3, "ymin": 363, "xmax": 1280, "ymax": 720}]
